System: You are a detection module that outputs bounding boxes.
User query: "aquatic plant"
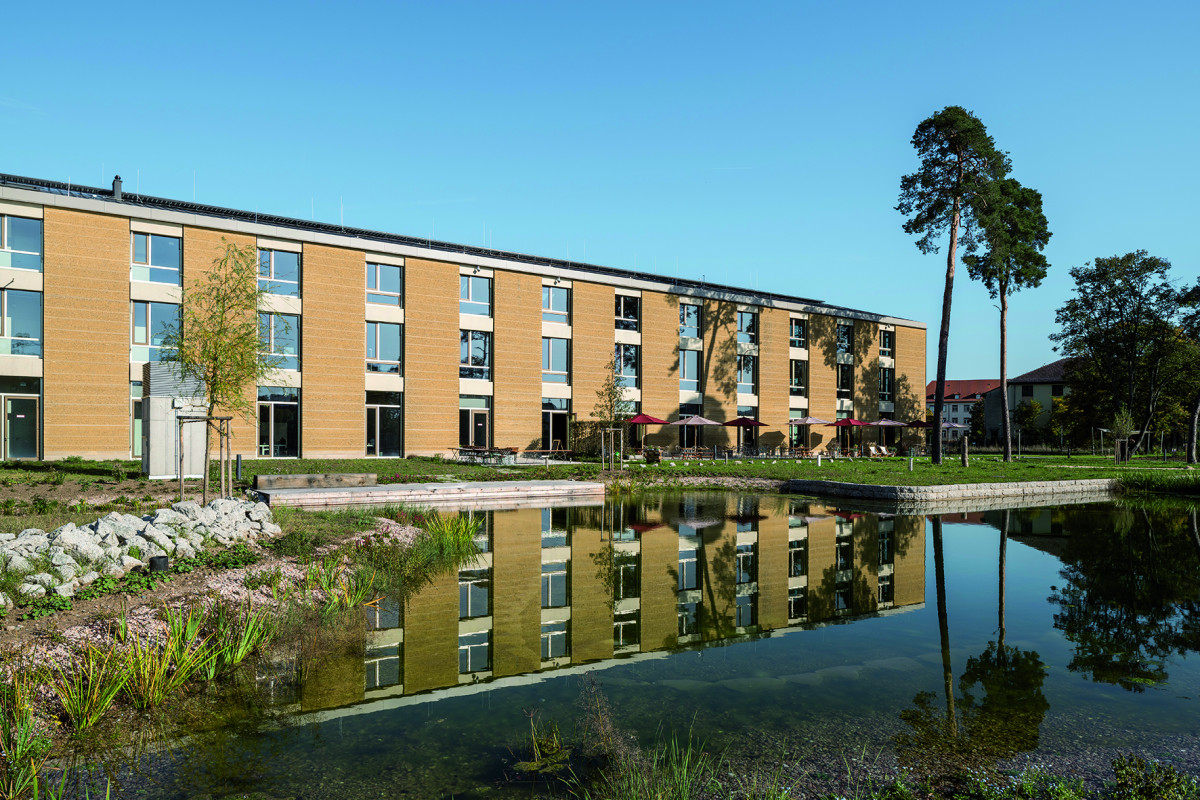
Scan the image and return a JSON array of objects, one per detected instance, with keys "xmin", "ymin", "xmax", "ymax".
[
  {"xmin": 1111, "ymin": 754, "xmax": 1199, "ymax": 800},
  {"xmin": 0, "ymin": 674, "xmax": 53, "ymax": 799},
  {"xmin": 51, "ymin": 646, "xmax": 132, "ymax": 732},
  {"xmin": 123, "ymin": 628, "xmax": 216, "ymax": 709},
  {"xmin": 201, "ymin": 600, "xmax": 279, "ymax": 679}
]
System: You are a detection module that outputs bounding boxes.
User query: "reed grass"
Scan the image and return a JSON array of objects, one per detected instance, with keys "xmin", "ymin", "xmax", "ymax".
[
  {"xmin": 123, "ymin": 629, "xmax": 216, "ymax": 709},
  {"xmin": 201, "ymin": 600, "xmax": 279, "ymax": 679},
  {"xmin": 571, "ymin": 735, "xmax": 721, "ymax": 800},
  {"xmin": 0, "ymin": 674, "xmax": 53, "ymax": 800},
  {"xmin": 51, "ymin": 646, "xmax": 132, "ymax": 733}
]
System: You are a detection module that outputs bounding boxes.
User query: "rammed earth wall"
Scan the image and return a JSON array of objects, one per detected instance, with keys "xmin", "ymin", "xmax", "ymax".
[{"xmin": 0, "ymin": 498, "xmax": 280, "ymax": 606}]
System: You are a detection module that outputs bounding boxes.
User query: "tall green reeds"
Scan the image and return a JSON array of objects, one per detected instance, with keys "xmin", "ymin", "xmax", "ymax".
[
  {"xmin": 200, "ymin": 600, "xmax": 279, "ymax": 679},
  {"xmin": 0, "ymin": 674, "xmax": 52, "ymax": 799},
  {"xmin": 52, "ymin": 647, "xmax": 132, "ymax": 733},
  {"xmin": 123, "ymin": 628, "xmax": 216, "ymax": 709}
]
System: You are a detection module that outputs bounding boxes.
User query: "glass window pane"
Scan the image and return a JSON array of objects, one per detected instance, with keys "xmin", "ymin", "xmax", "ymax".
[
  {"xmin": 275, "ymin": 315, "xmax": 298, "ymax": 354},
  {"xmin": 274, "ymin": 251, "xmax": 300, "ymax": 283},
  {"xmin": 460, "ymin": 275, "xmax": 470, "ymax": 299},
  {"xmin": 7, "ymin": 217, "xmax": 41, "ymax": 254},
  {"xmin": 366, "ymin": 323, "xmax": 378, "ymax": 359},
  {"xmin": 379, "ymin": 407, "xmax": 402, "ymax": 457},
  {"xmin": 379, "ymin": 324, "xmax": 401, "ymax": 362},
  {"xmin": 379, "ymin": 265, "xmax": 401, "ymax": 295},
  {"xmin": 473, "ymin": 277, "xmax": 490, "ymax": 305},
  {"xmin": 132, "ymin": 232, "xmax": 148, "ymax": 264},
  {"xmin": 367, "ymin": 264, "xmax": 377, "ymax": 291},
  {"xmin": 7, "ymin": 291, "xmax": 41, "ymax": 341},
  {"xmin": 149, "ymin": 302, "xmax": 177, "ymax": 346},
  {"xmin": 132, "ymin": 302, "xmax": 148, "ymax": 344},
  {"xmin": 259, "ymin": 250, "xmax": 272, "ymax": 276},
  {"xmin": 150, "ymin": 236, "xmax": 180, "ymax": 269}
]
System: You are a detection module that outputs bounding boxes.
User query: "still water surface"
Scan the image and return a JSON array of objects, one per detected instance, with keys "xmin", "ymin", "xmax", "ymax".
[{"xmin": 82, "ymin": 494, "xmax": 1200, "ymax": 798}]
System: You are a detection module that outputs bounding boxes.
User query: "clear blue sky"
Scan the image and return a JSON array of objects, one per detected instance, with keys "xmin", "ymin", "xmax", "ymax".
[{"xmin": 3, "ymin": 1, "xmax": 1196, "ymax": 382}]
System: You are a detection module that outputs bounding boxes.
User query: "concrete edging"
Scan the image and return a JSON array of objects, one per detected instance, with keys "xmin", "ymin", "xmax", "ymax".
[{"xmin": 784, "ymin": 477, "xmax": 1119, "ymax": 502}]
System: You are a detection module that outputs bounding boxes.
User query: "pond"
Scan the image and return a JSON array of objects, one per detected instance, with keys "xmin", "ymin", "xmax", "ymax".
[{"xmin": 69, "ymin": 494, "xmax": 1200, "ymax": 797}]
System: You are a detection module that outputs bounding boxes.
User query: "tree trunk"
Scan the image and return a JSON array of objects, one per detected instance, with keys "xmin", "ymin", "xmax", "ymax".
[
  {"xmin": 999, "ymin": 510, "xmax": 1008, "ymax": 651},
  {"xmin": 933, "ymin": 199, "xmax": 961, "ymax": 466},
  {"xmin": 202, "ymin": 419, "xmax": 211, "ymax": 505},
  {"xmin": 1187, "ymin": 389, "xmax": 1200, "ymax": 464},
  {"xmin": 1000, "ymin": 289, "xmax": 1012, "ymax": 462},
  {"xmin": 932, "ymin": 517, "xmax": 957, "ymax": 737}
]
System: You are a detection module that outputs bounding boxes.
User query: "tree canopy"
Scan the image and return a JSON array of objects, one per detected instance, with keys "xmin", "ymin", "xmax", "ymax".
[{"xmin": 898, "ymin": 106, "xmax": 1010, "ymax": 464}]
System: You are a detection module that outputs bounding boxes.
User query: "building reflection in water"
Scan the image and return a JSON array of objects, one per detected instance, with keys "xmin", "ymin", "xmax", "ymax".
[{"xmin": 297, "ymin": 495, "xmax": 926, "ymax": 712}]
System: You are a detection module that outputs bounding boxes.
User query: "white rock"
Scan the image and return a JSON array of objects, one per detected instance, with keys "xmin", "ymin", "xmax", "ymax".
[
  {"xmin": 77, "ymin": 571, "xmax": 100, "ymax": 586},
  {"xmin": 18, "ymin": 583, "xmax": 45, "ymax": 598},
  {"xmin": 28, "ymin": 572, "xmax": 57, "ymax": 588},
  {"xmin": 53, "ymin": 583, "xmax": 74, "ymax": 598}
]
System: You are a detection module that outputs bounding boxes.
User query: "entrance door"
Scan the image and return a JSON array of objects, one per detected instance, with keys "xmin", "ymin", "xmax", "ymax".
[
  {"xmin": 5, "ymin": 397, "xmax": 38, "ymax": 459},
  {"xmin": 459, "ymin": 408, "xmax": 490, "ymax": 448}
]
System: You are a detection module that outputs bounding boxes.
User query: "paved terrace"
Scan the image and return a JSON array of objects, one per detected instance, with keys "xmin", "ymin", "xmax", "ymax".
[{"xmin": 256, "ymin": 479, "xmax": 606, "ymax": 510}]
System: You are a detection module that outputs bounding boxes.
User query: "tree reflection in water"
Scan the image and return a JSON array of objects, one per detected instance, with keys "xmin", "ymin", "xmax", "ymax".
[{"xmin": 1050, "ymin": 504, "xmax": 1200, "ymax": 692}]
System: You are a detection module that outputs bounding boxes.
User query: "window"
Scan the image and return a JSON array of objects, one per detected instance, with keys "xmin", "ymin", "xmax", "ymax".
[
  {"xmin": 131, "ymin": 301, "xmax": 178, "ymax": 362},
  {"xmin": 366, "ymin": 322, "xmax": 402, "ymax": 374},
  {"xmin": 543, "ymin": 286, "xmax": 570, "ymax": 324},
  {"xmin": 130, "ymin": 382, "xmax": 143, "ymax": 458},
  {"xmin": 678, "ymin": 601, "xmax": 699, "ymax": 636},
  {"xmin": 131, "ymin": 233, "xmax": 181, "ymax": 284},
  {"xmin": 0, "ymin": 216, "xmax": 42, "ymax": 271},
  {"xmin": 614, "ymin": 553, "xmax": 640, "ymax": 600},
  {"xmin": 878, "ymin": 574, "xmax": 894, "ymax": 604},
  {"xmin": 365, "ymin": 643, "xmax": 401, "ymax": 690},
  {"xmin": 258, "ymin": 386, "xmax": 299, "ymax": 458},
  {"xmin": 736, "ymin": 543, "xmax": 757, "ymax": 584},
  {"xmin": 790, "ymin": 360, "xmax": 807, "ymax": 397},
  {"xmin": 788, "ymin": 587, "xmax": 807, "ymax": 619},
  {"xmin": 951, "ymin": 404, "xmax": 959, "ymax": 413},
  {"xmin": 737, "ymin": 311, "xmax": 758, "ymax": 344},
  {"xmin": 737, "ymin": 355, "xmax": 757, "ymax": 395},
  {"xmin": 258, "ymin": 249, "xmax": 300, "ymax": 296},
  {"xmin": 542, "ymin": 561, "xmax": 568, "ymax": 608},
  {"xmin": 677, "ymin": 402, "xmax": 703, "ymax": 447},
  {"xmin": 679, "ymin": 349, "xmax": 700, "ymax": 391},
  {"xmin": 879, "ymin": 523, "xmax": 894, "ymax": 565},
  {"xmin": 460, "ymin": 331, "xmax": 491, "ymax": 380},
  {"xmin": 1052, "ymin": 384, "xmax": 1064, "ymax": 397},
  {"xmin": 366, "ymin": 391, "xmax": 402, "ymax": 457},
  {"xmin": 837, "ymin": 323, "xmax": 853, "ymax": 355},
  {"xmin": 1021, "ymin": 385, "xmax": 1033, "ymax": 398},
  {"xmin": 678, "ymin": 549, "xmax": 698, "ymax": 590},
  {"xmin": 880, "ymin": 367, "xmax": 894, "ymax": 402},
  {"xmin": 790, "ymin": 318, "xmax": 807, "ymax": 348},
  {"xmin": 615, "ymin": 295, "xmax": 639, "ymax": 331},
  {"xmin": 542, "ymin": 337, "xmax": 570, "ymax": 383},
  {"xmin": 835, "ymin": 535, "xmax": 852, "ymax": 571},
  {"xmin": 541, "ymin": 508, "xmax": 570, "ymax": 547},
  {"xmin": 614, "ymin": 610, "xmax": 639, "ymax": 647},
  {"xmin": 679, "ymin": 303, "xmax": 700, "ymax": 338},
  {"xmin": 458, "ymin": 631, "xmax": 490, "ymax": 673},
  {"xmin": 367, "ymin": 263, "xmax": 402, "ymax": 306},
  {"xmin": 615, "ymin": 343, "xmax": 639, "ymax": 388},
  {"xmin": 459, "ymin": 568, "xmax": 491, "ymax": 619},
  {"xmin": 789, "ymin": 538, "xmax": 807, "ymax": 577},
  {"xmin": 736, "ymin": 594, "xmax": 757, "ymax": 627},
  {"xmin": 880, "ymin": 330, "xmax": 894, "ymax": 358},
  {"xmin": 836, "ymin": 583, "xmax": 852, "ymax": 612},
  {"xmin": 460, "ymin": 275, "xmax": 491, "ymax": 316},
  {"xmin": 541, "ymin": 621, "xmax": 569, "ymax": 659},
  {"xmin": 259, "ymin": 313, "xmax": 299, "ymax": 371},
  {"xmin": 837, "ymin": 363, "xmax": 853, "ymax": 399}
]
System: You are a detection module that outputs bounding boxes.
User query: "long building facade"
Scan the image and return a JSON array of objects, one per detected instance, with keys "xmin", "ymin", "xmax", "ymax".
[{"xmin": 0, "ymin": 172, "xmax": 925, "ymax": 461}]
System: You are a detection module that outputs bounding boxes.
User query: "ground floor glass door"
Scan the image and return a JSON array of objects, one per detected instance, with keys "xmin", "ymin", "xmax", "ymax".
[
  {"xmin": 459, "ymin": 395, "xmax": 491, "ymax": 448},
  {"xmin": 541, "ymin": 398, "xmax": 570, "ymax": 451},
  {"xmin": 4, "ymin": 396, "xmax": 38, "ymax": 459},
  {"xmin": 258, "ymin": 387, "xmax": 299, "ymax": 457},
  {"xmin": 367, "ymin": 392, "xmax": 403, "ymax": 457}
]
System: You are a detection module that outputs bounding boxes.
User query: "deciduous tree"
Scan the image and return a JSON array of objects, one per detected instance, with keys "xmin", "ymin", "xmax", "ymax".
[
  {"xmin": 161, "ymin": 239, "xmax": 283, "ymax": 502},
  {"xmin": 898, "ymin": 106, "xmax": 1010, "ymax": 464},
  {"xmin": 964, "ymin": 178, "xmax": 1051, "ymax": 461}
]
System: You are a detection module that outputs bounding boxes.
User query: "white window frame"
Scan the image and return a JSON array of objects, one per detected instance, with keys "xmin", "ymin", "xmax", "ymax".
[
  {"xmin": 131, "ymin": 232, "xmax": 181, "ymax": 285},
  {"xmin": 790, "ymin": 359, "xmax": 807, "ymax": 396},
  {"xmin": 679, "ymin": 303, "xmax": 700, "ymax": 338},
  {"xmin": 0, "ymin": 215, "xmax": 43, "ymax": 271},
  {"xmin": 130, "ymin": 300, "xmax": 177, "ymax": 363},
  {"xmin": 542, "ymin": 337, "xmax": 570, "ymax": 383},
  {"xmin": 542, "ymin": 285, "xmax": 570, "ymax": 324},
  {"xmin": 259, "ymin": 312, "xmax": 299, "ymax": 371},
  {"xmin": 258, "ymin": 249, "xmax": 301, "ymax": 297},
  {"xmin": 615, "ymin": 295, "xmax": 639, "ymax": 332},
  {"xmin": 366, "ymin": 321, "xmax": 403, "ymax": 374},
  {"xmin": 789, "ymin": 318, "xmax": 807, "ymax": 348},
  {"xmin": 679, "ymin": 349, "xmax": 700, "ymax": 391},
  {"xmin": 458, "ymin": 631, "xmax": 490, "ymax": 673},
  {"xmin": 541, "ymin": 561, "xmax": 568, "ymax": 608},
  {"xmin": 736, "ymin": 354, "xmax": 757, "ymax": 394},
  {"xmin": 737, "ymin": 311, "xmax": 758, "ymax": 344},
  {"xmin": 460, "ymin": 330, "xmax": 491, "ymax": 380},
  {"xmin": 460, "ymin": 275, "xmax": 492, "ymax": 316},
  {"xmin": 615, "ymin": 343, "xmax": 639, "ymax": 388},
  {"xmin": 366, "ymin": 262, "xmax": 403, "ymax": 306}
]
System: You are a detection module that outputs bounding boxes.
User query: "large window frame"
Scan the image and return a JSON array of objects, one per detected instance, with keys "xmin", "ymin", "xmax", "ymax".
[
  {"xmin": 366, "ymin": 322, "xmax": 402, "ymax": 374},
  {"xmin": 615, "ymin": 295, "xmax": 640, "ymax": 331},
  {"xmin": 541, "ymin": 621, "xmax": 569, "ymax": 660},
  {"xmin": 880, "ymin": 329, "xmax": 894, "ymax": 358},
  {"xmin": 736, "ymin": 354, "xmax": 757, "ymax": 394},
  {"xmin": 541, "ymin": 561, "xmax": 569, "ymax": 608},
  {"xmin": 366, "ymin": 263, "xmax": 403, "ymax": 306},
  {"xmin": 258, "ymin": 249, "xmax": 301, "ymax": 297},
  {"xmin": 458, "ymin": 631, "xmax": 490, "ymax": 674},
  {"xmin": 259, "ymin": 312, "xmax": 299, "ymax": 371},
  {"xmin": 789, "ymin": 318, "xmax": 807, "ymax": 348},
  {"xmin": 366, "ymin": 391, "xmax": 402, "ymax": 457},
  {"xmin": 679, "ymin": 349, "xmax": 700, "ymax": 391},
  {"xmin": 131, "ymin": 232, "xmax": 181, "ymax": 285},
  {"xmin": 460, "ymin": 330, "xmax": 492, "ymax": 380},
  {"xmin": 790, "ymin": 360, "xmax": 807, "ymax": 397},
  {"xmin": 542, "ymin": 337, "xmax": 570, "ymax": 383},
  {"xmin": 615, "ymin": 343, "xmax": 639, "ymax": 389},
  {"xmin": 1, "ymin": 290, "xmax": 43, "ymax": 357},
  {"xmin": 459, "ymin": 567, "xmax": 491, "ymax": 619},
  {"xmin": 737, "ymin": 311, "xmax": 758, "ymax": 345},
  {"xmin": 879, "ymin": 367, "xmax": 895, "ymax": 402},
  {"xmin": 837, "ymin": 363, "xmax": 854, "ymax": 400},
  {"xmin": 0, "ymin": 215, "xmax": 42, "ymax": 271},
  {"xmin": 131, "ymin": 301, "xmax": 178, "ymax": 363},
  {"xmin": 257, "ymin": 386, "xmax": 300, "ymax": 458},
  {"xmin": 460, "ymin": 275, "xmax": 492, "ymax": 316},
  {"xmin": 679, "ymin": 304, "xmax": 700, "ymax": 338},
  {"xmin": 836, "ymin": 323, "xmax": 854, "ymax": 355},
  {"xmin": 543, "ymin": 286, "xmax": 570, "ymax": 324}
]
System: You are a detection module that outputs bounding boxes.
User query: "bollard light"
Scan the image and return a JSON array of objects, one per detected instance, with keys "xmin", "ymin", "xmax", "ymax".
[{"xmin": 149, "ymin": 555, "xmax": 169, "ymax": 573}]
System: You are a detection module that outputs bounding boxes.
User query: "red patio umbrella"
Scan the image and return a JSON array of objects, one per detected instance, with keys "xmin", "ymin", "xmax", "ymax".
[
  {"xmin": 724, "ymin": 416, "xmax": 767, "ymax": 450},
  {"xmin": 627, "ymin": 413, "xmax": 668, "ymax": 451},
  {"xmin": 826, "ymin": 417, "xmax": 870, "ymax": 454}
]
